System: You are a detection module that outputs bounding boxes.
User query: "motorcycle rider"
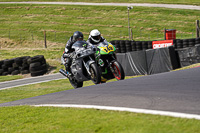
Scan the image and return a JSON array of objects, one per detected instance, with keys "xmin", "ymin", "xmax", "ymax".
[
  {"xmin": 87, "ymin": 29, "xmax": 108, "ymax": 83},
  {"xmin": 62, "ymin": 31, "xmax": 84, "ymax": 75},
  {"xmin": 87, "ymin": 29, "xmax": 105, "ymax": 45}
]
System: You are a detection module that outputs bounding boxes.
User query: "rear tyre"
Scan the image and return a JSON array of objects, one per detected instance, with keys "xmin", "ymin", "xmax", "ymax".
[
  {"xmin": 111, "ymin": 61, "xmax": 125, "ymax": 80},
  {"xmin": 69, "ymin": 77, "xmax": 83, "ymax": 89},
  {"xmin": 89, "ymin": 63, "xmax": 101, "ymax": 84}
]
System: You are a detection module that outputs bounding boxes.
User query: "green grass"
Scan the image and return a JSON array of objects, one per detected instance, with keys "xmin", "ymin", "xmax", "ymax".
[
  {"xmin": 0, "ymin": 0, "xmax": 200, "ymax": 6},
  {"xmin": 0, "ymin": 75, "xmax": 23, "ymax": 82},
  {"xmin": 0, "ymin": 4, "xmax": 199, "ymax": 45},
  {"xmin": 0, "ymin": 106, "xmax": 200, "ymax": 133}
]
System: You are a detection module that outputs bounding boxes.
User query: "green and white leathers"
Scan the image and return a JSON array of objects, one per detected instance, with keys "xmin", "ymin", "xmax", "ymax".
[{"xmin": 95, "ymin": 40, "xmax": 125, "ymax": 83}]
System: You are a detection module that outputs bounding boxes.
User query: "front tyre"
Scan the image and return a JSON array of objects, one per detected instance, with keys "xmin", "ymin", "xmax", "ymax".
[
  {"xmin": 111, "ymin": 61, "xmax": 125, "ymax": 80},
  {"xmin": 89, "ymin": 63, "xmax": 101, "ymax": 84},
  {"xmin": 69, "ymin": 77, "xmax": 83, "ymax": 89}
]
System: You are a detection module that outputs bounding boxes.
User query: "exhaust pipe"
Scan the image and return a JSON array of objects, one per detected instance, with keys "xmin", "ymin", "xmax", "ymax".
[{"xmin": 59, "ymin": 69, "xmax": 68, "ymax": 77}]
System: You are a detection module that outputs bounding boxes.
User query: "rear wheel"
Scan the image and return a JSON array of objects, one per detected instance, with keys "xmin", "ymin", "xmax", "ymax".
[
  {"xmin": 111, "ymin": 61, "xmax": 125, "ymax": 80},
  {"xmin": 69, "ymin": 77, "xmax": 83, "ymax": 89},
  {"xmin": 90, "ymin": 63, "xmax": 101, "ymax": 84}
]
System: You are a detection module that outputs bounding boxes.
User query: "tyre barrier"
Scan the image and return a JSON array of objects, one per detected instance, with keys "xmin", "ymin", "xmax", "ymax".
[
  {"xmin": 110, "ymin": 38, "xmax": 200, "ymax": 53},
  {"xmin": 111, "ymin": 40, "xmax": 153, "ymax": 53},
  {"xmin": 0, "ymin": 55, "xmax": 48, "ymax": 77}
]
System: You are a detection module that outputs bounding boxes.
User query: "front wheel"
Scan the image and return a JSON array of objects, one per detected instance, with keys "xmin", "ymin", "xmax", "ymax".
[
  {"xmin": 111, "ymin": 61, "xmax": 125, "ymax": 80},
  {"xmin": 89, "ymin": 63, "xmax": 101, "ymax": 84}
]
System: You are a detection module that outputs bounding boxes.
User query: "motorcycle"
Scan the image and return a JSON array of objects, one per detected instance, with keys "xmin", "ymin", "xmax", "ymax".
[
  {"xmin": 60, "ymin": 40, "xmax": 101, "ymax": 88},
  {"xmin": 94, "ymin": 40, "xmax": 125, "ymax": 82}
]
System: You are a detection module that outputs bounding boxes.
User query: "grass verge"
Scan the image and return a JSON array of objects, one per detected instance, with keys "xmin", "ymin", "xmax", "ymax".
[
  {"xmin": 0, "ymin": 106, "xmax": 200, "ymax": 133},
  {"xmin": 0, "ymin": 4, "xmax": 199, "ymax": 44},
  {"xmin": 0, "ymin": 75, "xmax": 23, "ymax": 82}
]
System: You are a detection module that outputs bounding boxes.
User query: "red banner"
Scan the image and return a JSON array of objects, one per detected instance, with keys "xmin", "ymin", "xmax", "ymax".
[{"xmin": 152, "ymin": 40, "xmax": 173, "ymax": 49}]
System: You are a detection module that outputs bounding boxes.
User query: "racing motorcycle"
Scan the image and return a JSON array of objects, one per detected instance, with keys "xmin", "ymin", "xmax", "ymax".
[
  {"xmin": 60, "ymin": 40, "xmax": 101, "ymax": 88},
  {"xmin": 94, "ymin": 40, "xmax": 125, "ymax": 82}
]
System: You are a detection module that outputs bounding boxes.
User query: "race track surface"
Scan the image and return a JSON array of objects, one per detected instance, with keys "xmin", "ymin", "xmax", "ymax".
[
  {"xmin": 0, "ymin": 73, "xmax": 65, "ymax": 90},
  {"xmin": 0, "ymin": 67, "xmax": 200, "ymax": 115}
]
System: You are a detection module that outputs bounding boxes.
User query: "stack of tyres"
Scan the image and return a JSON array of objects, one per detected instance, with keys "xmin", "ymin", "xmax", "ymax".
[
  {"xmin": 109, "ymin": 40, "xmax": 115, "ymax": 45},
  {"xmin": 125, "ymin": 40, "xmax": 132, "ymax": 52},
  {"xmin": 172, "ymin": 39, "xmax": 178, "ymax": 49},
  {"xmin": 136, "ymin": 41, "xmax": 142, "ymax": 51},
  {"xmin": 114, "ymin": 40, "xmax": 121, "ymax": 53},
  {"xmin": 176, "ymin": 39, "xmax": 183, "ymax": 49},
  {"xmin": 188, "ymin": 38, "xmax": 195, "ymax": 47},
  {"xmin": 21, "ymin": 56, "xmax": 31, "ymax": 74},
  {"xmin": 120, "ymin": 40, "xmax": 126, "ymax": 53},
  {"xmin": 12, "ymin": 56, "xmax": 30, "ymax": 75},
  {"xmin": 147, "ymin": 41, "xmax": 152, "ymax": 49},
  {"xmin": 142, "ymin": 41, "xmax": 148, "ymax": 50},
  {"xmin": 28, "ymin": 55, "xmax": 47, "ymax": 77},
  {"xmin": 0, "ymin": 60, "xmax": 4, "ymax": 75},
  {"xmin": 182, "ymin": 39, "xmax": 189, "ymax": 48},
  {"xmin": 2, "ymin": 59, "xmax": 15, "ymax": 75},
  {"xmin": 196, "ymin": 38, "xmax": 200, "ymax": 45},
  {"xmin": 0, "ymin": 60, "xmax": 7, "ymax": 75},
  {"xmin": 131, "ymin": 41, "xmax": 136, "ymax": 51}
]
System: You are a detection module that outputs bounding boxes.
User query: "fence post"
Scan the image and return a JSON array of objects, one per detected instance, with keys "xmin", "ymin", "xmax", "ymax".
[
  {"xmin": 44, "ymin": 30, "xmax": 47, "ymax": 48},
  {"xmin": 164, "ymin": 28, "xmax": 166, "ymax": 40},
  {"xmin": 130, "ymin": 28, "xmax": 133, "ymax": 40},
  {"xmin": 196, "ymin": 20, "xmax": 199, "ymax": 38}
]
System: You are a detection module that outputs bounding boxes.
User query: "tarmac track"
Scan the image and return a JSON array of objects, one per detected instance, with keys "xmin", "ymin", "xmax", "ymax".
[{"xmin": 0, "ymin": 67, "xmax": 200, "ymax": 119}]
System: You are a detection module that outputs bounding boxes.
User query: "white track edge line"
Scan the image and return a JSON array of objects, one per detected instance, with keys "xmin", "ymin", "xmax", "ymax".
[
  {"xmin": 0, "ymin": 77, "xmax": 65, "ymax": 90},
  {"xmin": 0, "ymin": 73, "xmax": 61, "ymax": 85},
  {"xmin": 33, "ymin": 104, "xmax": 200, "ymax": 120}
]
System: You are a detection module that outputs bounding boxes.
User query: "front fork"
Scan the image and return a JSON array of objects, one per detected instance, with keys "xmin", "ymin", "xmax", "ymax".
[
  {"xmin": 106, "ymin": 59, "xmax": 115, "ymax": 74},
  {"xmin": 83, "ymin": 56, "xmax": 95, "ymax": 76}
]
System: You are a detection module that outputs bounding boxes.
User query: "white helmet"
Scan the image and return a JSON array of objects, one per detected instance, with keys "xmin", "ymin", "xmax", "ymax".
[{"xmin": 89, "ymin": 29, "xmax": 101, "ymax": 43}]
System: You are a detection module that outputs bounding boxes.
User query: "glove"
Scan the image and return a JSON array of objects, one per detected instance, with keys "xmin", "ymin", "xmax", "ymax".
[{"xmin": 63, "ymin": 53, "xmax": 70, "ymax": 58}]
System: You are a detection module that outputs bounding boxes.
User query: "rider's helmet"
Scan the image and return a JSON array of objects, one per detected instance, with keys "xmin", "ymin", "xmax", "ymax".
[
  {"xmin": 73, "ymin": 31, "xmax": 83, "ymax": 41},
  {"xmin": 89, "ymin": 29, "xmax": 101, "ymax": 43}
]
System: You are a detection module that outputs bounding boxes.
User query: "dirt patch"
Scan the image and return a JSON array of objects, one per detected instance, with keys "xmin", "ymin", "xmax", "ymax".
[{"xmin": 0, "ymin": 37, "xmax": 63, "ymax": 49}]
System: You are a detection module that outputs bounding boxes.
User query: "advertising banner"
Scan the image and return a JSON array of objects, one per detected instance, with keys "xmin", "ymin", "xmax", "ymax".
[{"xmin": 152, "ymin": 40, "xmax": 173, "ymax": 49}]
